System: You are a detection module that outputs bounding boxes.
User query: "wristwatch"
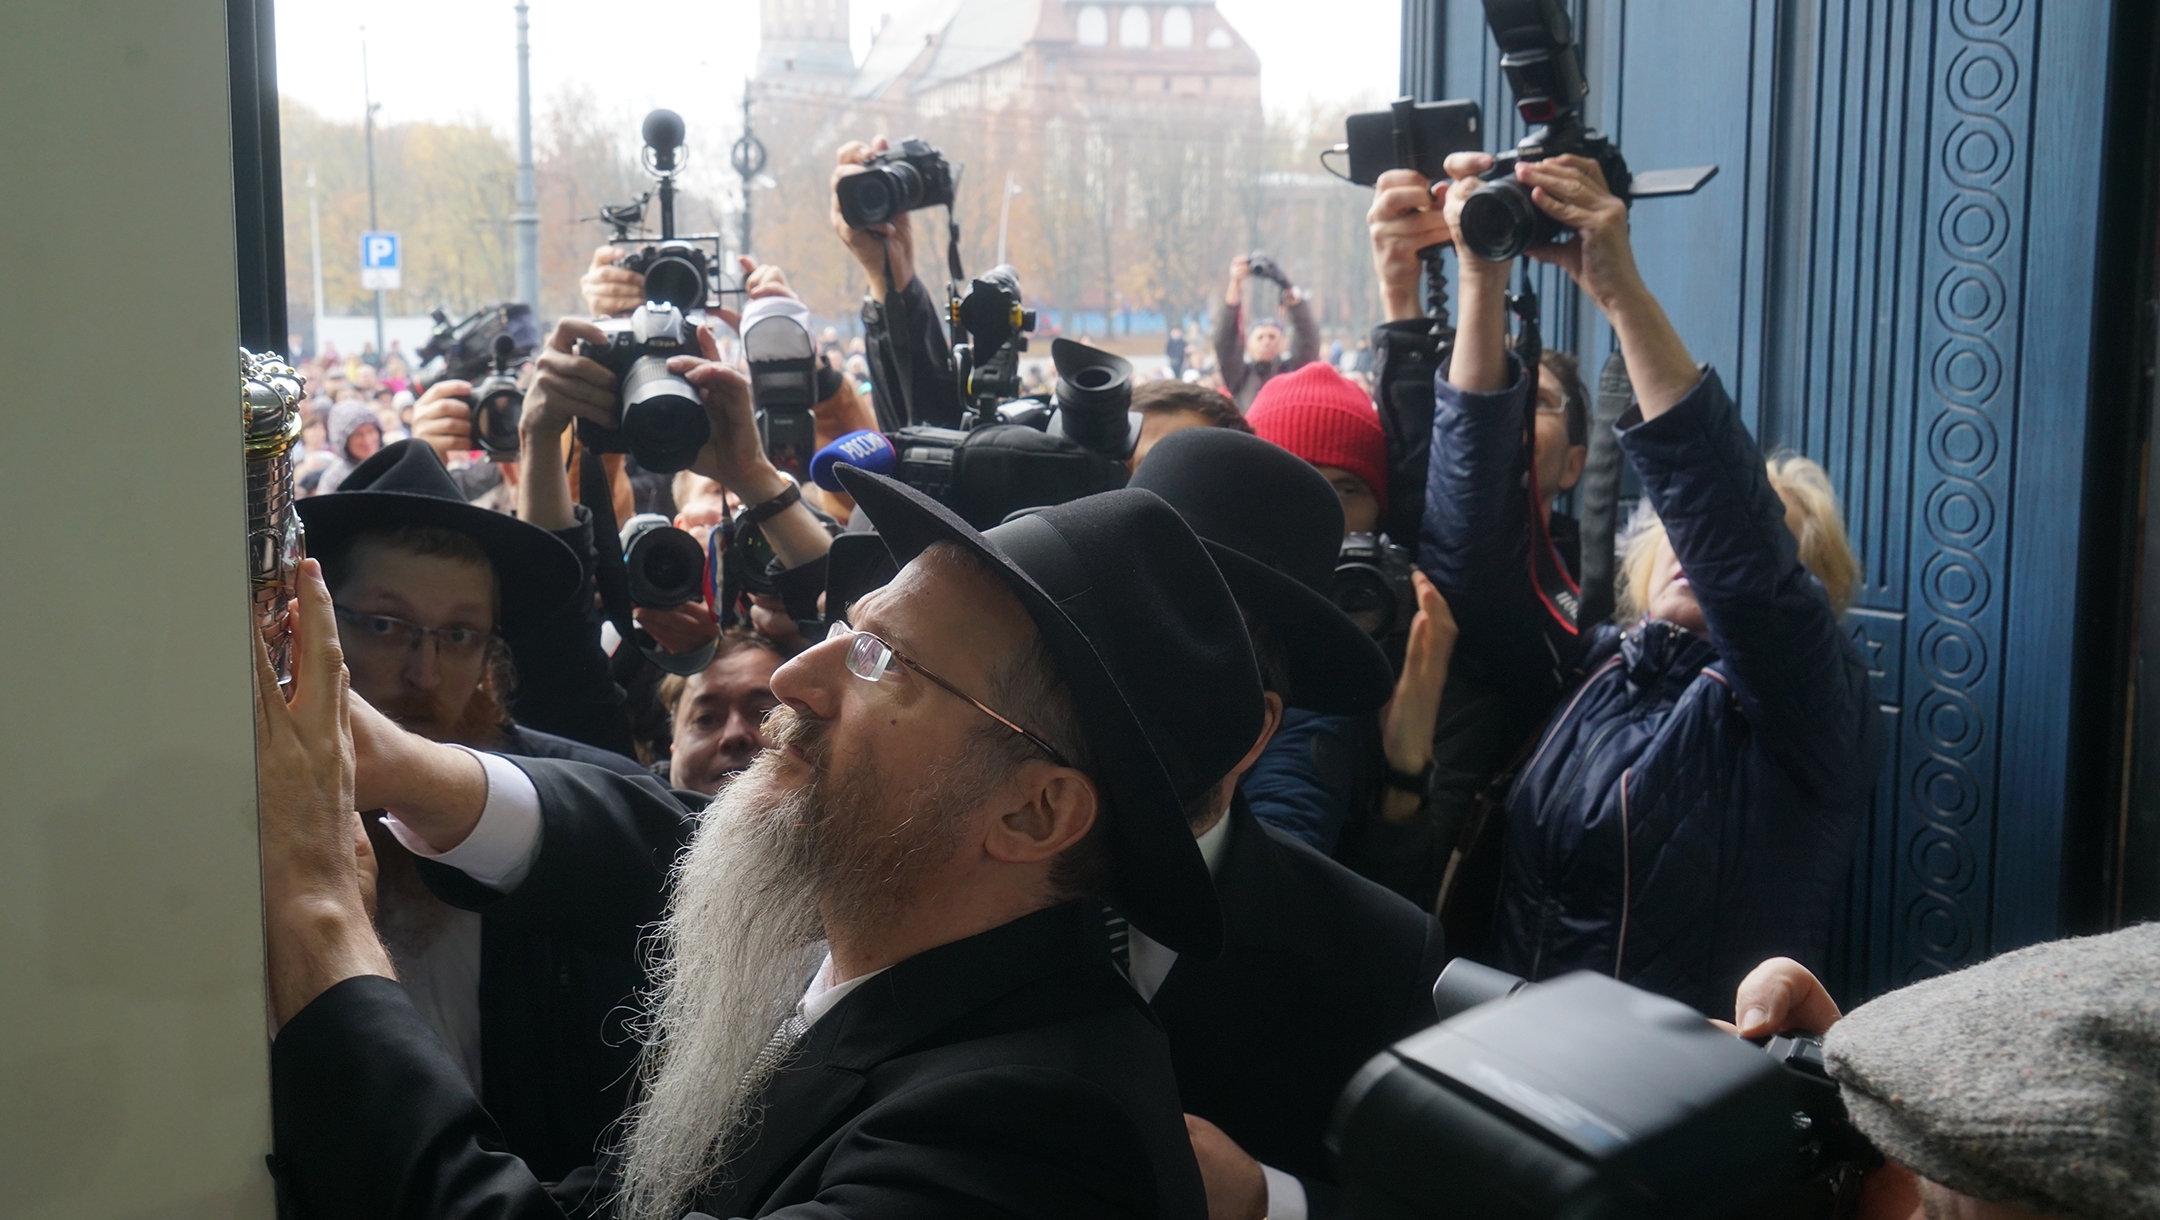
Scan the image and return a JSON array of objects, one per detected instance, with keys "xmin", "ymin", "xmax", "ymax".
[{"xmin": 1384, "ymin": 758, "xmax": 1435, "ymax": 796}]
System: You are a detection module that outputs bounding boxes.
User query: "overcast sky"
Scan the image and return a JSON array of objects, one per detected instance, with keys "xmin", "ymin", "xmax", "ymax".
[{"xmin": 274, "ymin": 0, "xmax": 1402, "ymax": 154}]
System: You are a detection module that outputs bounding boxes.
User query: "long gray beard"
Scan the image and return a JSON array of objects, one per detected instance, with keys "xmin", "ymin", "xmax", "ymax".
[
  {"xmin": 616, "ymin": 715, "xmax": 996, "ymax": 1220},
  {"xmin": 615, "ymin": 757, "xmax": 829, "ymax": 1220}
]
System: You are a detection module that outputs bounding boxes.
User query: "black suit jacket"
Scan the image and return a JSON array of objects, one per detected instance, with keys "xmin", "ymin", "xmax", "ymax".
[
  {"xmin": 1153, "ymin": 798, "xmax": 1445, "ymax": 1189},
  {"xmin": 273, "ymin": 759, "xmax": 1205, "ymax": 1219},
  {"xmin": 694, "ymin": 902, "xmax": 1206, "ymax": 1219},
  {"xmin": 414, "ymin": 756, "xmax": 695, "ymax": 1181}
]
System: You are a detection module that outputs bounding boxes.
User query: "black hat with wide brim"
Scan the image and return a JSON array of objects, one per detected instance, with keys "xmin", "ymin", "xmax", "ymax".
[
  {"xmin": 296, "ymin": 439, "xmax": 582, "ymax": 635},
  {"xmin": 834, "ymin": 464, "xmax": 1264, "ymax": 959},
  {"xmin": 1131, "ymin": 427, "xmax": 1394, "ymax": 714}
]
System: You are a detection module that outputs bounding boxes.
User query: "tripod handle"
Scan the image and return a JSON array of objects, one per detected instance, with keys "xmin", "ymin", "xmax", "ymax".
[{"xmin": 1418, "ymin": 244, "xmax": 1451, "ymax": 328}]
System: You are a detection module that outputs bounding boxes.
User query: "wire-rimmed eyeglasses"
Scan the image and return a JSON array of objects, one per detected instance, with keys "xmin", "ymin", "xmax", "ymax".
[{"xmin": 827, "ymin": 620, "xmax": 1069, "ymax": 767}]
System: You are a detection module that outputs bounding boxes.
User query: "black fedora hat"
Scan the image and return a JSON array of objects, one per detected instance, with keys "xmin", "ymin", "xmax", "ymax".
[
  {"xmin": 1130, "ymin": 428, "xmax": 1394, "ymax": 714},
  {"xmin": 296, "ymin": 439, "xmax": 582, "ymax": 635},
  {"xmin": 834, "ymin": 465, "xmax": 1264, "ymax": 959}
]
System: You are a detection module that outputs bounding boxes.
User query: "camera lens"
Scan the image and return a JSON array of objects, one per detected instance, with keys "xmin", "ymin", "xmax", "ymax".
[
  {"xmin": 838, "ymin": 171, "xmax": 896, "ymax": 229},
  {"xmin": 474, "ymin": 383, "xmax": 523, "ymax": 459},
  {"xmin": 624, "ymin": 521, "xmax": 706, "ymax": 608},
  {"xmin": 620, "ymin": 355, "xmax": 711, "ymax": 473},
  {"xmin": 642, "ymin": 251, "xmax": 707, "ymax": 312},
  {"xmin": 1460, "ymin": 177, "xmax": 1544, "ymax": 262},
  {"xmin": 1331, "ymin": 563, "xmax": 1398, "ymax": 639}
]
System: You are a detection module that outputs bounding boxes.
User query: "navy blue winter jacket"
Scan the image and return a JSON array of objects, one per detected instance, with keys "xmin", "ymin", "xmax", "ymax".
[{"xmin": 1420, "ymin": 358, "xmax": 1884, "ymax": 1017}]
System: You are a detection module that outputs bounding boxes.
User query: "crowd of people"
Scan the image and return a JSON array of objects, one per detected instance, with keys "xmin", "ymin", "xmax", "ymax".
[{"xmin": 242, "ymin": 132, "xmax": 2145, "ymax": 1220}]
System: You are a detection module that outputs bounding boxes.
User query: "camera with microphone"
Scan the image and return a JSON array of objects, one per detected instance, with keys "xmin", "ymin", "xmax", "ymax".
[{"xmin": 809, "ymin": 269, "xmax": 1135, "ymax": 530}]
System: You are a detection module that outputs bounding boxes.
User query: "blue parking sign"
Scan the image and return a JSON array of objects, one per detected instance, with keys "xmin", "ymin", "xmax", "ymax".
[{"xmin": 360, "ymin": 231, "xmax": 401, "ymax": 289}]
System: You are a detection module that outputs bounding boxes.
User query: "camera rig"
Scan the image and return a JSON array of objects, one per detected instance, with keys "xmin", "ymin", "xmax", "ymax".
[{"xmin": 595, "ymin": 109, "xmax": 744, "ymax": 315}]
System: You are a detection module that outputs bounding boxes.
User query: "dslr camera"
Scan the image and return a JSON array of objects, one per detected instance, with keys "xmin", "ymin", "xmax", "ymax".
[
  {"xmin": 836, "ymin": 138, "xmax": 956, "ymax": 230},
  {"xmin": 1333, "ymin": 533, "xmax": 1418, "ymax": 668},
  {"xmin": 619, "ymin": 513, "xmax": 707, "ymax": 609},
  {"xmin": 1244, "ymin": 251, "xmax": 1291, "ymax": 288},
  {"xmin": 414, "ymin": 303, "xmax": 541, "ymax": 459},
  {"xmin": 1458, "ymin": 0, "xmax": 1716, "ymax": 262},
  {"xmin": 574, "ymin": 301, "xmax": 709, "ymax": 474},
  {"xmin": 1331, "ymin": 960, "xmax": 1879, "ymax": 1220}
]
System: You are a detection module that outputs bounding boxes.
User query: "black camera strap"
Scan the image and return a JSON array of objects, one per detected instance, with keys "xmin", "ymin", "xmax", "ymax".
[{"xmin": 1509, "ymin": 266, "xmax": 1580, "ymax": 637}]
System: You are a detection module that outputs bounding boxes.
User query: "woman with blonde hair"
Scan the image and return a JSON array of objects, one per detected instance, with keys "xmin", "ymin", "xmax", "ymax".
[
  {"xmin": 1411, "ymin": 149, "xmax": 1886, "ymax": 1018},
  {"xmin": 1616, "ymin": 452, "xmax": 1862, "ymax": 622}
]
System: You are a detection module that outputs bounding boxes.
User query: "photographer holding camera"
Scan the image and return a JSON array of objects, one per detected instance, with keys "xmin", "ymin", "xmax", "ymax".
[
  {"xmin": 830, "ymin": 136, "xmax": 965, "ymax": 429},
  {"xmin": 1213, "ymin": 254, "xmax": 1319, "ymax": 411},
  {"xmin": 1737, "ymin": 934, "xmax": 2159, "ymax": 1220},
  {"xmin": 1418, "ymin": 146, "xmax": 1884, "ymax": 1017}
]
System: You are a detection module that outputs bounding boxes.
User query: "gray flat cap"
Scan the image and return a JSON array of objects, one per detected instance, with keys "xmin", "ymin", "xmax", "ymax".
[{"xmin": 1823, "ymin": 923, "xmax": 2160, "ymax": 1220}]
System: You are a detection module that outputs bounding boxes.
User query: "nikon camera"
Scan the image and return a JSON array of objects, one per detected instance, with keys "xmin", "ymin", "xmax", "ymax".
[
  {"xmin": 835, "ymin": 138, "xmax": 955, "ymax": 230},
  {"xmin": 573, "ymin": 301, "xmax": 709, "ymax": 474}
]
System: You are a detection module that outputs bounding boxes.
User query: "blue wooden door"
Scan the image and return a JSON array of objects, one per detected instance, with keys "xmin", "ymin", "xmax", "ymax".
[{"xmin": 1422, "ymin": 0, "xmax": 2121, "ymax": 1000}]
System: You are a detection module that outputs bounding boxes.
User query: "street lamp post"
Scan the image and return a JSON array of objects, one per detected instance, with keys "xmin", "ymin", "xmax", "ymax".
[
  {"xmin": 730, "ymin": 84, "xmax": 767, "ymax": 260},
  {"xmin": 308, "ymin": 166, "xmax": 325, "ymax": 358},
  {"xmin": 995, "ymin": 171, "xmax": 1023, "ymax": 267},
  {"xmin": 513, "ymin": 1, "xmax": 539, "ymax": 312},
  {"xmin": 361, "ymin": 26, "xmax": 384, "ymax": 357}
]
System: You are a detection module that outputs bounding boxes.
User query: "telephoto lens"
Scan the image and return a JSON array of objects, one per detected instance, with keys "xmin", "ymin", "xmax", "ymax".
[
  {"xmin": 620, "ymin": 514, "xmax": 707, "ymax": 608},
  {"xmin": 1458, "ymin": 174, "xmax": 1555, "ymax": 262}
]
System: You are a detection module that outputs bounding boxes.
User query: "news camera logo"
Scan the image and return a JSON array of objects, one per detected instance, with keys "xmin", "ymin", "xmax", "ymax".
[{"xmin": 360, "ymin": 232, "xmax": 401, "ymax": 291}]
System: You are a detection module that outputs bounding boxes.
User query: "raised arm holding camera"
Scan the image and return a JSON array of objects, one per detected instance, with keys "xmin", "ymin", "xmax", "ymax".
[
  {"xmin": 1212, "ymin": 253, "xmax": 1320, "ymax": 411},
  {"xmin": 1419, "ymin": 144, "xmax": 1884, "ymax": 1017},
  {"xmin": 832, "ymin": 136, "xmax": 965, "ymax": 430}
]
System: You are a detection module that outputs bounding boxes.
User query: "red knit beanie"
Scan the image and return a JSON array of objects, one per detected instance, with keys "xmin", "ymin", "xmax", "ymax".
[{"xmin": 1245, "ymin": 363, "xmax": 1389, "ymax": 513}]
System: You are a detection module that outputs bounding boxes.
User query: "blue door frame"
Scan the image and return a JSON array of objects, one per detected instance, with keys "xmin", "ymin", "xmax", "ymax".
[{"xmin": 1403, "ymin": 0, "xmax": 2135, "ymax": 1001}]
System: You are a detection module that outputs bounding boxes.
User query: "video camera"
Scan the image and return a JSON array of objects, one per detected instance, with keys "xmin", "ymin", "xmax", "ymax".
[
  {"xmin": 810, "ymin": 268, "xmax": 1136, "ymax": 530},
  {"xmin": 414, "ymin": 303, "xmax": 541, "ymax": 459},
  {"xmin": 835, "ymin": 137, "xmax": 956, "ymax": 231},
  {"xmin": 1331, "ymin": 961, "xmax": 1878, "ymax": 1219},
  {"xmin": 1458, "ymin": 0, "xmax": 1717, "ymax": 262}
]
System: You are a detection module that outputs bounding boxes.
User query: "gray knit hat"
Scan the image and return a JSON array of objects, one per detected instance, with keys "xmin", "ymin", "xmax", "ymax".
[{"xmin": 1823, "ymin": 923, "xmax": 2160, "ymax": 1220}]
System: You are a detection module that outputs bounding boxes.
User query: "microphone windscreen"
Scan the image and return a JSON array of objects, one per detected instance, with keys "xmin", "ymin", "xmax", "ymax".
[{"xmin": 810, "ymin": 430, "xmax": 896, "ymax": 492}]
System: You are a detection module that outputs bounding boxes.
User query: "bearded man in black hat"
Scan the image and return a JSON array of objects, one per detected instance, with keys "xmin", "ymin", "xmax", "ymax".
[
  {"xmin": 1129, "ymin": 427, "xmax": 1447, "ymax": 1220},
  {"xmin": 255, "ymin": 414, "xmax": 1269, "ymax": 1220},
  {"xmin": 295, "ymin": 318, "xmax": 838, "ymax": 1182}
]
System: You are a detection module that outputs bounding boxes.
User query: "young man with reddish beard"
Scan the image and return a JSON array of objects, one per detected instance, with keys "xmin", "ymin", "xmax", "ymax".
[
  {"xmin": 256, "ymin": 441, "xmax": 1267, "ymax": 1217},
  {"xmin": 292, "ymin": 313, "xmax": 837, "ymax": 1184}
]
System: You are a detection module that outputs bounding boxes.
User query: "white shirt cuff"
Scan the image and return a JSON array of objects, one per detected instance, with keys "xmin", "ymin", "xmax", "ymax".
[
  {"xmin": 1261, "ymin": 1164, "xmax": 1307, "ymax": 1220},
  {"xmin": 379, "ymin": 748, "xmax": 543, "ymax": 893}
]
